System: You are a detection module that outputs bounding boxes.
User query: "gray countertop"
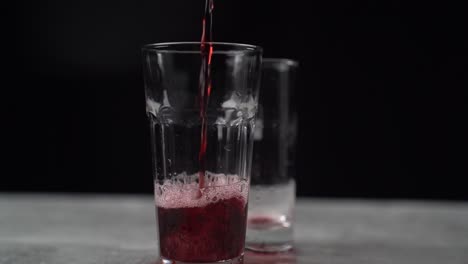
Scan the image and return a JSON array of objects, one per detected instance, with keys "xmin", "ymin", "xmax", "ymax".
[{"xmin": 0, "ymin": 194, "xmax": 467, "ymax": 264}]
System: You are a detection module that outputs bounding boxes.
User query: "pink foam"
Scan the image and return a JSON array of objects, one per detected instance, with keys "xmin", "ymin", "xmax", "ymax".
[{"xmin": 155, "ymin": 173, "xmax": 248, "ymax": 208}]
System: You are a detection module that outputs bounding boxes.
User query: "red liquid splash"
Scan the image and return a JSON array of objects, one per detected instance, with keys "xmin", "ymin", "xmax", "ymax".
[{"xmin": 198, "ymin": 0, "xmax": 214, "ymax": 189}]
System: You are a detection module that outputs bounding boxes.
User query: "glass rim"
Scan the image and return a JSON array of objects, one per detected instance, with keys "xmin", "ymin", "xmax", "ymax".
[
  {"xmin": 142, "ymin": 41, "xmax": 262, "ymax": 55},
  {"xmin": 263, "ymin": 58, "xmax": 299, "ymax": 68}
]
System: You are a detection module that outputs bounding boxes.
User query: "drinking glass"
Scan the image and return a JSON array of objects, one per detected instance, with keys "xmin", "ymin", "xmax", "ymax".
[
  {"xmin": 246, "ymin": 58, "xmax": 298, "ymax": 252},
  {"xmin": 142, "ymin": 42, "xmax": 262, "ymax": 264}
]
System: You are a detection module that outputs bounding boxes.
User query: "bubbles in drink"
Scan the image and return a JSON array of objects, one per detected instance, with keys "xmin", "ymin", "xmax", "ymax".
[
  {"xmin": 155, "ymin": 172, "xmax": 248, "ymax": 262},
  {"xmin": 155, "ymin": 172, "xmax": 248, "ymax": 208}
]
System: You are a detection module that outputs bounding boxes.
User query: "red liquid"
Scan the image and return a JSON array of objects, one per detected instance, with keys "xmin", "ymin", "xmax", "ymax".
[
  {"xmin": 198, "ymin": 0, "xmax": 214, "ymax": 189},
  {"xmin": 156, "ymin": 175, "xmax": 248, "ymax": 262}
]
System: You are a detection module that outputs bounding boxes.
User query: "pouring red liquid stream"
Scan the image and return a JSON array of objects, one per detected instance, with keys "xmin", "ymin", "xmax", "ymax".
[
  {"xmin": 198, "ymin": 0, "xmax": 214, "ymax": 189},
  {"xmin": 156, "ymin": 2, "xmax": 248, "ymax": 262}
]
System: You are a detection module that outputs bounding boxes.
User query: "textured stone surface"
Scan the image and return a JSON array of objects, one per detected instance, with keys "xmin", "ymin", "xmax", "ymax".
[{"xmin": 1, "ymin": 194, "xmax": 467, "ymax": 264}]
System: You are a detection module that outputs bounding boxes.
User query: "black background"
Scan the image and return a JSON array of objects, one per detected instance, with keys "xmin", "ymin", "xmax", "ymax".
[{"xmin": 5, "ymin": 0, "xmax": 467, "ymax": 200}]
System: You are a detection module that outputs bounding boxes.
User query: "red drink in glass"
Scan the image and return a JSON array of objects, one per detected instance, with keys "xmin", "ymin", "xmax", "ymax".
[
  {"xmin": 155, "ymin": 173, "xmax": 248, "ymax": 263},
  {"xmin": 143, "ymin": 41, "xmax": 262, "ymax": 263}
]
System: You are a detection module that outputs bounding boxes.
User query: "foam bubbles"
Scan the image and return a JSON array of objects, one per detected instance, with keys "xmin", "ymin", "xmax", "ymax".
[{"xmin": 155, "ymin": 172, "xmax": 248, "ymax": 208}]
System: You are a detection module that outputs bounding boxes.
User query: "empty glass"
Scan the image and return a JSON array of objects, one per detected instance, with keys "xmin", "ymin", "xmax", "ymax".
[{"xmin": 246, "ymin": 58, "xmax": 298, "ymax": 252}]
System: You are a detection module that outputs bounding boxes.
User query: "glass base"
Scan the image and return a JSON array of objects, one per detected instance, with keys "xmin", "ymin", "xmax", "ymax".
[
  {"xmin": 246, "ymin": 242, "xmax": 293, "ymax": 253},
  {"xmin": 161, "ymin": 255, "xmax": 244, "ymax": 264},
  {"xmin": 246, "ymin": 218, "xmax": 294, "ymax": 253}
]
